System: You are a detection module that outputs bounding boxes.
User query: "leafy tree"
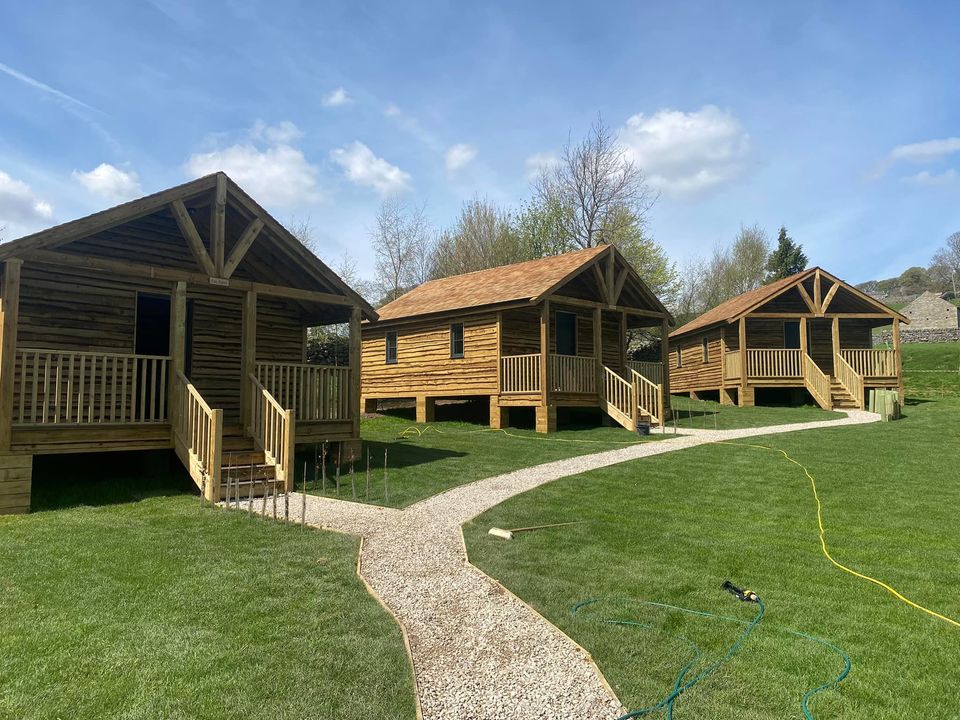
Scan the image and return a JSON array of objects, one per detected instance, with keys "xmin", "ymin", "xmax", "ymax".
[
  {"xmin": 727, "ymin": 224, "xmax": 770, "ymax": 294},
  {"xmin": 929, "ymin": 231, "xmax": 960, "ymax": 297},
  {"xmin": 898, "ymin": 266, "xmax": 931, "ymax": 296},
  {"xmin": 431, "ymin": 199, "xmax": 525, "ymax": 278},
  {"xmin": 765, "ymin": 226, "xmax": 808, "ymax": 280}
]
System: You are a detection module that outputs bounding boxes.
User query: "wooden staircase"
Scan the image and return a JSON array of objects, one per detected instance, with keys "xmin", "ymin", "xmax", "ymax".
[
  {"xmin": 830, "ymin": 380, "xmax": 860, "ymax": 410},
  {"xmin": 601, "ymin": 366, "xmax": 662, "ymax": 432},
  {"xmin": 218, "ymin": 427, "xmax": 282, "ymax": 501}
]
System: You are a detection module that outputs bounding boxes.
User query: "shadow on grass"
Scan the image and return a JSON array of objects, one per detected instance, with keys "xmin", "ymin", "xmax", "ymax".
[
  {"xmin": 293, "ymin": 440, "xmax": 467, "ymax": 482},
  {"xmin": 31, "ymin": 450, "xmax": 195, "ymax": 512}
]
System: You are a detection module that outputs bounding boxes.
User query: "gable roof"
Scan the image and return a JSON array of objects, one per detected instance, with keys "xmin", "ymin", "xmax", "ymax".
[
  {"xmin": 0, "ymin": 172, "xmax": 377, "ymax": 320},
  {"xmin": 671, "ymin": 267, "xmax": 907, "ymax": 338},
  {"xmin": 374, "ymin": 245, "xmax": 671, "ymax": 323}
]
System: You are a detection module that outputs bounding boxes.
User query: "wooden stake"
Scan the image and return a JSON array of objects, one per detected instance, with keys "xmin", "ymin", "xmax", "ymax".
[
  {"xmin": 301, "ymin": 467, "xmax": 307, "ymax": 529},
  {"xmin": 321, "ymin": 442, "xmax": 327, "ymax": 493},
  {"xmin": 272, "ymin": 482, "xmax": 277, "ymax": 520},
  {"xmin": 384, "ymin": 448, "xmax": 389, "ymax": 504},
  {"xmin": 200, "ymin": 476, "xmax": 206, "ymax": 508},
  {"xmin": 261, "ymin": 482, "xmax": 268, "ymax": 518},
  {"xmin": 366, "ymin": 448, "xmax": 371, "ymax": 501},
  {"xmin": 335, "ymin": 446, "xmax": 341, "ymax": 497},
  {"xmin": 351, "ymin": 461, "xmax": 356, "ymax": 499},
  {"xmin": 247, "ymin": 464, "xmax": 254, "ymax": 518}
]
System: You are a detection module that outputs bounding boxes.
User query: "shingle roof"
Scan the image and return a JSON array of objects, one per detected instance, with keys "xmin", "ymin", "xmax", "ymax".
[
  {"xmin": 375, "ymin": 246, "xmax": 609, "ymax": 321},
  {"xmin": 670, "ymin": 269, "xmax": 813, "ymax": 338}
]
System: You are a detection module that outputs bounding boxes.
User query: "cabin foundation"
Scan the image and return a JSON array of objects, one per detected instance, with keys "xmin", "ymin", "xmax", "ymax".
[
  {"xmin": 416, "ymin": 396, "xmax": 436, "ymax": 424},
  {"xmin": 0, "ymin": 453, "xmax": 32, "ymax": 514},
  {"xmin": 489, "ymin": 397, "xmax": 508, "ymax": 430}
]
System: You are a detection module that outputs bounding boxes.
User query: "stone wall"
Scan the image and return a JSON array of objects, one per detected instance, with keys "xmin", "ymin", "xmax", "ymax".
[
  {"xmin": 901, "ymin": 291, "xmax": 960, "ymax": 330},
  {"xmin": 876, "ymin": 328, "xmax": 960, "ymax": 344}
]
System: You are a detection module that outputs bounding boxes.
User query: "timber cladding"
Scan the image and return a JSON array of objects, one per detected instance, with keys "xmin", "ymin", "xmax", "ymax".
[
  {"xmin": 669, "ymin": 329, "xmax": 724, "ymax": 393},
  {"xmin": 361, "ymin": 313, "xmax": 499, "ymax": 398},
  {"xmin": 0, "ymin": 453, "xmax": 32, "ymax": 514}
]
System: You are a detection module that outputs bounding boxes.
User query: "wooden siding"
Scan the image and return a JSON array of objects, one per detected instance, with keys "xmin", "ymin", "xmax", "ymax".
[
  {"xmin": 669, "ymin": 329, "xmax": 724, "ymax": 392},
  {"xmin": 361, "ymin": 313, "xmax": 499, "ymax": 398}
]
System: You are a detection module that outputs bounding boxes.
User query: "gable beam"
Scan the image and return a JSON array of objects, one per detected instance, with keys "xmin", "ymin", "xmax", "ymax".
[
  {"xmin": 591, "ymin": 262, "xmax": 609, "ymax": 303},
  {"xmin": 821, "ymin": 282, "xmax": 841, "ymax": 313},
  {"xmin": 170, "ymin": 200, "xmax": 216, "ymax": 277},
  {"xmin": 612, "ymin": 267, "xmax": 629, "ymax": 305},
  {"xmin": 796, "ymin": 283, "xmax": 817, "ymax": 314},
  {"xmin": 813, "ymin": 269, "xmax": 822, "ymax": 310},
  {"xmin": 605, "ymin": 246, "xmax": 615, "ymax": 304},
  {"xmin": 211, "ymin": 175, "xmax": 227, "ymax": 276},
  {"xmin": 223, "ymin": 218, "xmax": 264, "ymax": 279}
]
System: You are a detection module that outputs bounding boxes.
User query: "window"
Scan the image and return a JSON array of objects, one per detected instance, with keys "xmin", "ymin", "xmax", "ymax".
[
  {"xmin": 450, "ymin": 323, "xmax": 464, "ymax": 358},
  {"xmin": 784, "ymin": 321, "xmax": 801, "ymax": 350},
  {"xmin": 385, "ymin": 331, "xmax": 398, "ymax": 364},
  {"xmin": 676, "ymin": 344, "xmax": 683, "ymax": 368},
  {"xmin": 702, "ymin": 337, "xmax": 710, "ymax": 363},
  {"xmin": 556, "ymin": 311, "xmax": 577, "ymax": 356}
]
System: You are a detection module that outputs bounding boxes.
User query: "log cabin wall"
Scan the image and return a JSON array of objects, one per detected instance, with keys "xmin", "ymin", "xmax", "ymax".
[
  {"xmin": 501, "ymin": 307, "xmax": 540, "ymax": 356},
  {"xmin": 669, "ymin": 328, "xmax": 723, "ymax": 392},
  {"xmin": 361, "ymin": 313, "xmax": 499, "ymax": 398}
]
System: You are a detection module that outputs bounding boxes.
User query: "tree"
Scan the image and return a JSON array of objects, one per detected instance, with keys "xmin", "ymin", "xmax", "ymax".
[
  {"xmin": 371, "ymin": 199, "xmax": 429, "ymax": 303},
  {"xmin": 898, "ymin": 266, "xmax": 930, "ymax": 296},
  {"xmin": 727, "ymin": 224, "xmax": 770, "ymax": 295},
  {"xmin": 431, "ymin": 199, "xmax": 524, "ymax": 278},
  {"xmin": 533, "ymin": 115, "xmax": 657, "ymax": 249},
  {"xmin": 929, "ymin": 231, "xmax": 960, "ymax": 297},
  {"xmin": 511, "ymin": 197, "xmax": 569, "ymax": 259},
  {"xmin": 766, "ymin": 226, "xmax": 807, "ymax": 280}
]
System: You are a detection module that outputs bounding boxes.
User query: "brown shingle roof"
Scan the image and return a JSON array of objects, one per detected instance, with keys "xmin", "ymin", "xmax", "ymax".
[
  {"xmin": 375, "ymin": 246, "xmax": 609, "ymax": 322},
  {"xmin": 670, "ymin": 269, "xmax": 813, "ymax": 338}
]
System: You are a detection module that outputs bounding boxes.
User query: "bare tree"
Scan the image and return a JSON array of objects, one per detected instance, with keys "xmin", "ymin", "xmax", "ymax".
[
  {"xmin": 287, "ymin": 217, "xmax": 317, "ymax": 253},
  {"xmin": 431, "ymin": 199, "xmax": 523, "ymax": 278},
  {"xmin": 930, "ymin": 231, "xmax": 960, "ymax": 297},
  {"xmin": 727, "ymin": 224, "xmax": 770, "ymax": 295},
  {"xmin": 371, "ymin": 199, "xmax": 429, "ymax": 302},
  {"xmin": 534, "ymin": 115, "xmax": 657, "ymax": 248},
  {"xmin": 407, "ymin": 231, "xmax": 437, "ymax": 287}
]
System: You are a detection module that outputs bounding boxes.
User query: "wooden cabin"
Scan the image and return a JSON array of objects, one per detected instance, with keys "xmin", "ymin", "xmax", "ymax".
[
  {"xmin": 669, "ymin": 267, "xmax": 906, "ymax": 410},
  {"xmin": 0, "ymin": 172, "xmax": 376, "ymax": 515},
  {"xmin": 361, "ymin": 246, "xmax": 673, "ymax": 433}
]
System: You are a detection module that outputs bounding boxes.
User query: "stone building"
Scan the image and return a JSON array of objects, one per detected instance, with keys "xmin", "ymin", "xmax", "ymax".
[{"xmin": 893, "ymin": 291, "xmax": 960, "ymax": 343}]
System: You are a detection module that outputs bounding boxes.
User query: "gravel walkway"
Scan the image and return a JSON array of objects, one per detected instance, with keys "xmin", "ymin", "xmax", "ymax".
[{"xmin": 244, "ymin": 410, "xmax": 878, "ymax": 720}]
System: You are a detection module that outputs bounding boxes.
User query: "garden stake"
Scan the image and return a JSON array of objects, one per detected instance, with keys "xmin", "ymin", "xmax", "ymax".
[
  {"xmin": 366, "ymin": 449, "xmax": 371, "ymax": 500},
  {"xmin": 321, "ymin": 442, "xmax": 327, "ymax": 494},
  {"xmin": 335, "ymin": 447, "xmax": 341, "ymax": 497},
  {"xmin": 284, "ymin": 480, "xmax": 290, "ymax": 523},
  {"xmin": 261, "ymin": 483, "xmax": 268, "ymax": 518},
  {"xmin": 200, "ymin": 476, "xmax": 205, "ymax": 508},
  {"xmin": 301, "ymin": 471, "xmax": 307, "ymax": 529},
  {"xmin": 351, "ymin": 461, "xmax": 356, "ymax": 499},
  {"xmin": 272, "ymin": 482, "xmax": 277, "ymax": 520},
  {"xmin": 247, "ymin": 465, "xmax": 254, "ymax": 518},
  {"xmin": 384, "ymin": 448, "xmax": 389, "ymax": 504}
]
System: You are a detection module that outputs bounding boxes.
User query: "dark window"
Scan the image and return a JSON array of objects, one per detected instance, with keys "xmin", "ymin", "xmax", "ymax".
[
  {"xmin": 556, "ymin": 311, "xmax": 577, "ymax": 356},
  {"xmin": 702, "ymin": 337, "xmax": 709, "ymax": 363},
  {"xmin": 135, "ymin": 294, "xmax": 171, "ymax": 356},
  {"xmin": 385, "ymin": 331, "xmax": 398, "ymax": 364},
  {"xmin": 784, "ymin": 321, "xmax": 801, "ymax": 350},
  {"xmin": 676, "ymin": 345, "xmax": 683, "ymax": 368},
  {"xmin": 450, "ymin": 323, "xmax": 464, "ymax": 358}
]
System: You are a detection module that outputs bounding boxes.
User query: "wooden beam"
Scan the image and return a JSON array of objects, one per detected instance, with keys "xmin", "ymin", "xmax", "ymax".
[
  {"xmin": 719, "ymin": 326, "xmax": 727, "ymax": 385},
  {"xmin": 170, "ymin": 200, "xmax": 216, "ymax": 277},
  {"xmin": 799, "ymin": 316, "xmax": 808, "ymax": 357},
  {"xmin": 814, "ymin": 269, "xmax": 822, "ymax": 311},
  {"xmin": 892, "ymin": 318, "xmax": 903, "ymax": 402},
  {"xmin": 619, "ymin": 311, "xmax": 627, "ymax": 369},
  {"xmin": 605, "ymin": 246, "xmax": 615, "ymax": 305},
  {"xmin": 612, "ymin": 267, "xmax": 629, "ymax": 305},
  {"xmin": 549, "ymin": 294, "xmax": 666, "ymax": 318},
  {"xmin": 796, "ymin": 283, "xmax": 817, "ymax": 314},
  {"xmin": 0, "ymin": 260, "xmax": 22, "ymax": 450},
  {"xmin": 22, "ymin": 249, "xmax": 357, "ymax": 306},
  {"xmin": 349, "ymin": 306, "xmax": 362, "ymax": 439},
  {"xmin": 738, "ymin": 316, "xmax": 747, "ymax": 394},
  {"xmin": 591, "ymin": 263, "xmax": 608, "ymax": 304},
  {"xmin": 831, "ymin": 315, "xmax": 841, "ymax": 365},
  {"xmin": 168, "ymin": 281, "xmax": 187, "ymax": 436},
  {"xmin": 660, "ymin": 317, "xmax": 671, "ymax": 419},
  {"xmin": 821, "ymin": 282, "xmax": 841, "ymax": 314},
  {"xmin": 211, "ymin": 175, "xmax": 227, "ymax": 276},
  {"xmin": 593, "ymin": 306, "xmax": 602, "ymax": 394},
  {"xmin": 496, "ymin": 311, "xmax": 503, "ymax": 394},
  {"xmin": 540, "ymin": 300, "xmax": 550, "ymax": 407},
  {"xmin": 223, "ymin": 218, "xmax": 264, "ymax": 279},
  {"xmin": 239, "ymin": 291, "xmax": 257, "ymax": 433}
]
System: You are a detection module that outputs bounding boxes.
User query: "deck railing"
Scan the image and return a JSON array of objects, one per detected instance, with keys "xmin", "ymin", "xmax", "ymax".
[
  {"xmin": 803, "ymin": 354, "xmax": 832, "ymax": 410},
  {"xmin": 724, "ymin": 350, "xmax": 742, "ymax": 380},
  {"xmin": 630, "ymin": 369, "xmax": 661, "ymax": 425},
  {"xmin": 248, "ymin": 374, "xmax": 293, "ymax": 488},
  {"xmin": 550, "ymin": 354, "xmax": 596, "ymax": 393},
  {"xmin": 747, "ymin": 348, "xmax": 802, "ymax": 378},
  {"xmin": 15, "ymin": 348, "xmax": 169, "ymax": 425},
  {"xmin": 835, "ymin": 354, "xmax": 864, "ymax": 409},
  {"xmin": 256, "ymin": 362, "xmax": 350, "ymax": 421},
  {"xmin": 602, "ymin": 367, "xmax": 635, "ymax": 430},
  {"xmin": 500, "ymin": 354, "xmax": 541, "ymax": 394},
  {"xmin": 626, "ymin": 360, "xmax": 663, "ymax": 385},
  {"xmin": 838, "ymin": 349, "xmax": 896, "ymax": 378},
  {"xmin": 172, "ymin": 371, "xmax": 222, "ymax": 499}
]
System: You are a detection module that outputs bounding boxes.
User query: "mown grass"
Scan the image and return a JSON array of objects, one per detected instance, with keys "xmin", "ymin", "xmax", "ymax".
[
  {"xmin": 0, "ymin": 453, "xmax": 416, "ymax": 720},
  {"xmin": 901, "ymin": 341, "xmax": 960, "ymax": 398},
  {"xmin": 669, "ymin": 394, "xmax": 840, "ymax": 430},
  {"xmin": 465, "ymin": 396, "xmax": 960, "ymax": 718}
]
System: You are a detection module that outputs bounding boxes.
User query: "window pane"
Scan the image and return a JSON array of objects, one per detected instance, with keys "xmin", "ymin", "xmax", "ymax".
[
  {"xmin": 386, "ymin": 331, "xmax": 398, "ymax": 363},
  {"xmin": 450, "ymin": 323, "xmax": 464, "ymax": 358},
  {"xmin": 556, "ymin": 312, "xmax": 577, "ymax": 356}
]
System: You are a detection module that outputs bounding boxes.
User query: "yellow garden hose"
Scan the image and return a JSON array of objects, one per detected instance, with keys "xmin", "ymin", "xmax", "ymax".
[{"xmin": 717, "ymin": 441, "xmax": 960, "ymax": 629}]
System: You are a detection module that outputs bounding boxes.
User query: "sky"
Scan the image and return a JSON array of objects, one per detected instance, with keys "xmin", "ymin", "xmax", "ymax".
[{"xmin": 1, "ymin": 0, "xmax": 958, "ymax": 286}]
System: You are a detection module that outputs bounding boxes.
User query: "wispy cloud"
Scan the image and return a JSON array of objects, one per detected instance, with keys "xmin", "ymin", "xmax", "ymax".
[
  {"xmin": 524, "ymin": 152, "xmax": 559, "ymax": 181},
  {"xmin": 73, "ymin": 163, "xmax": 142, "ymax": 202},
  {"xmin": 445, "ymin": 143, "xmax": 477, "ymax": 173},
  {"xmin": 323, "ymin": 87, "xmax": 353, "ymax": 107},
  {"xmin": 330, "ymin": 141, "xmax": 411, "ymax": 196},
  {"xmin": 0, "ymin": 61, "xmax": 103, "ymax": 114},
  {"xmin": 902, "ymin": 168, "xmax": 957, "ymax": 187},
  {"xmin": 0, "ymin": 170, "xmax": 54, "ymax": 227},
  {"xmin": 872, "ymin": 136, "xmax": 960, "ymax": 180}
]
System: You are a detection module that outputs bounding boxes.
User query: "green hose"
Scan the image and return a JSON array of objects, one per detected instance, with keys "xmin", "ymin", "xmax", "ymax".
[{"xmin": 571, "ymin": 596, "xmax": 850, "ymax": 719}]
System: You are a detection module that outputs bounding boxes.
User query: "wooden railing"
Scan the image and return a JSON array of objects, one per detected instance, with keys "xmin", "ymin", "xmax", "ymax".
[
  {"xmin": 256, "ymin": 362, "xmax": 350, "ymax": 421},
  {"xmin": 602, "ymin": 367, "xmax": 635, "ymax": 430},
  {"xmin": 724, "ymin": 350, "xmax": 742, "ymax": 380},
  {"xmin": 835, "ymin": 354, "xmax": 864, "ymax": 410},
  {"xmin": 172, "ymin": 371, "xmax": 222, "ymax": 500},
  {"xmin": 249, "ymin": 374, "xmax": 294, "ymax": 488},
  {"xmin": 747, "ymin": 349, "xmax": 802, "ymax": 378},
  {"xmin": 550, "ymin": 354, "xmax": 596, "ymax": 393},
  {"xmin": 803, "ymin": 354, "xmax": 832, "ymax": 410},
  {"xmin": 500, "ymin": 354, "xmax": 541, "ymax": 393},
  {"xmin": 626, "ymin": 360, "xmax": 663, "ymax": 385},
  {"xmin": 15, "ymin": 349, "xmax": 169, "ymax": 425},
  {"xmin": 839, "ymin": 349, "xmax": 896, "ymax": 378},
  {"xmin": 630, "ymin": 369, "xmax": 661, "ymax": 425}
]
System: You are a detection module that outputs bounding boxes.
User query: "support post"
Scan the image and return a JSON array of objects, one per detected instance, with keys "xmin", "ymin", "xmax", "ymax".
[
  {"xmin": 660, "ymin": 317, "xmax": 671, "ymax": 421},
  {"xmin": 0, "ymin": 259, "xmax": 21, "ymax": 451},
  {"xmin": 593, "ymin": 306, "xmax": 603, "ymax": 395},
  {"xmin": 536, "ymin": 404, "xmax": 556, "ymax": 434},
  {"xmin": 416, "ymin": 396, "xmax": 435, "ymax": 423},
  {"xmin": 719, "ymin": 327, "xmax": 727, "ymax": 385},
  {"xmin": 211, "ymin": 174, "xmax": 226, "ymax": 276},
  {"xmin": 283, "ymin": 408, "xmax": 295, "ymax": 491},
  {"xmin": 619, "ymin": 311, "xmax": 627, "ymax": 370},
  {"xmin": 240, "ymin": 290, "xmax": 257, "ymax": 434},
  {"xmin": 495, "ymin": 311, "xmax": 503, "ymax": 394},
  {"xmin": 831, "ymin": 315, "xmax": 840, "ymax": 375},
  {"xmin": 799, "ymin": 316, "xmax": 808, "ymax": 356},
  {"xmin": 349, "ymin": 306, "xmax": 362, "ymax": 440},
  {"xmin": 893, "ymin": 318, "xmax": 903, "ymax": 403},
  {"xmin": 489, "ymin": 396, "xmax": 509, "ymax": 430},
  {"xmin": 738, "ymin": 316, "xmax": 748, "ymax": 405},
  {"xmin": 719, "ymin": 388, "xmax": 736, "ymax": 406},
  {"xmin": 540, "ymin": 300, "xmax": 550, "ymax": 406},
  {"xmin": 208, "ymin": 408, "xmax": 223, "ymax": 502},
  {"xmin": 168, "ymin": 281, "xmax": 187, "ymax": 440}
]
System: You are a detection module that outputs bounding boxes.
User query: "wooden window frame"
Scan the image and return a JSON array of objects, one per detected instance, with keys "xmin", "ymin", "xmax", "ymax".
[
  {"xmin": 702, "ymin": 337, "xmax": 709, "ymax": 363},
  {"xmin": 450, "ymin": 322, "xmax": 464, "ymax": 359},
  {"xmin": 676, "ymin": 344, "xmax": 683, "ymax": 368},
  {"xmin": 385, "ymin": 330, "xmax": 398, "ymax": 365}
]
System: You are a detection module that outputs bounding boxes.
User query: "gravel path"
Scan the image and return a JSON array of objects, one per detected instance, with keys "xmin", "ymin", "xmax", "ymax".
[{"xmin": 244, "ymin": 410, "xmax": 878, "ymax": 720}]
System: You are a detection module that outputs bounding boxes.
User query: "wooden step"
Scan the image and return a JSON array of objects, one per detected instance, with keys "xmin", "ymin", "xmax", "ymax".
[
  {"xmin": 222, "ymin": 436, "xmax": 257, "ymax": 452},
  {"xmin": 218, "ymin": 478, "xmax": 282, "ymax": 501},
  {"xmin": 222, "ymin": 450, "xmax": 266, "ymax": 465},
  {"xmin": 222, "ymin": 463, "xmax": 276, "ymax": 481}
]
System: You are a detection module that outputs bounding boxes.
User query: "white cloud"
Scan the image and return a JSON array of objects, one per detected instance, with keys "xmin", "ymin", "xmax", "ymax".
[
  {"xmin": 323, "ymin": 87, "xmax": 353, "ymax": 107},
  {"xmin": 72, "ymin": 163, "xmax": 142, "ymax": 201},
  {"xmin": 524, "ymin": 152, "xmax": 559, "ymax": 181},
  {"xmin": 445, "ymin": 143, "xmax": 477, "ymax": 172},
  {"xmin": 889, "ymin": 137, "xmax": 960, "ymax": 164},
  {"xmin": 185, "ymin": 121, "xmax": 322, "ymax": 207},
  {"xmin": 0, "ymin": 170, "xmax": 54, "ymax": 226},
  {"xmin": 329, "ymin": 141, "xmax": 411, "ymax": 196},
  {"xmin": 902, "ymin": 169, "xmax": 957, "ymax": 186},
  {"xmin": 384, "ymin": 103, "xmax": 402, "ymax": 117},
  {"xmin": 619, "ymin": 105, "xmax": 750, "ymax": 198}
]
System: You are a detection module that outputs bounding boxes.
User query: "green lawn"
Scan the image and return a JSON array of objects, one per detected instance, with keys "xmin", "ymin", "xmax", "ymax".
[
  {"xmin": 901, "ymin": 341, "xmax": 960, "ymax": 398},
  {"xmin": 669, "ymin": 394, "xmax": 840, "ymax": 430},
  {"xmin": 0, "ymin": 453, "xmax": 416, "ymax": 720},
  {"xmin": 464, "ymin": 397, "xmax": 960, "ymax": 718},
  {"xmin": 297, "ymin": 410, "xmax": 653, "ymax": 508}
]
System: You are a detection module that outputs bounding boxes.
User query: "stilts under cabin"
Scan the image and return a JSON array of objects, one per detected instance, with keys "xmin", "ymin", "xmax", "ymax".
[{"xmin": 0, "ymin": 172, "xmax": 376, "ymax": 514}]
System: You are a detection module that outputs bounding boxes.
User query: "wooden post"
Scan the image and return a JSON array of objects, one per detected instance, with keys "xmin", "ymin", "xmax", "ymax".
[
  {"xmin": 831, "ymin": 315, "xmax": 841, "ymax": 374},
  {"xmin": 240, "ymin": 291, "xmax": 257, "ymax": 434},
  {"xmin": 799, "ymin": 316, "xmax": 808, "ymax": 357},
  {"xmin": 495, "ymin": 311, "xmax": 503, "ymax": 395},
  {"xmin": 283, "ymin": 408, "xmax": 295, "ymax": 492},
  {"xmin": 593, "ymin": 307, "xmax": 603, "ymax": 395},
  {"xmin": 719, "ymin": 326, "xmax": 727, "ymax": 385},
  {"xmin": 619, "ymin": 311, "xmax": 627, "ymax": 370},
  {"xmin": 540, "ymin": 300, "xmax": 550, "ymax": 406},
  {"xmin": 738, "ymin": 316, "xmax": 748, "ymax": 405},
  {"xmin": 605, "ymin": 246, "xmax": 615, "ymax": 305},
  {"xmin": 349, "ymin": 306, "xmax": 362, "ymax": 441},
  {"xmin": 893, "ymin": 318, "xmax": 903, "ymax": 403},
  {"xmin": 814, "ymin": 269, "xmax": 822, "ymax": 313},
  {"xmin": 660, "ymin": 317, "xmax": 671, "ymax": 420},
  {"xmin": 208, "ymin": 408, "xmax": 223, "ymax": 502},
  {"xmin": 416, "ymin": 396, "xmax": 435, "ymax": 423},
  {"xmin": 168, "ymin": 281, "xmax": 187, "ymax": 438},
  {"xmin": 0, "ymin": 259, "xmax": 21, "ymax": 451},
  {"xmin": 211, "ymin": 174, "xmax": 226, "ymax": 276},
  {"xmin": 489, "ymin": 396, "xmax": 508, "ymax": 430}
]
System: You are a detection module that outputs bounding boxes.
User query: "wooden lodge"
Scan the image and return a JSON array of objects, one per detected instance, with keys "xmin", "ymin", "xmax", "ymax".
[
  {"xmin": 361, "ymin": 246, "xmax": 673, "ymax": 433},
  {"xmin": 0, "ymin": 173, "xmax": 376, "ymax": 514},
  {"xmin": 669, "ymin": 267, "xmax": 906, "ymax": 410}
]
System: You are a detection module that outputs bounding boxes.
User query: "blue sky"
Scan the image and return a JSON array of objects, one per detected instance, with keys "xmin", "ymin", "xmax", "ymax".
[{"xmin": 1, "ymin": 0, "xmax": 958, "ymax": 285}]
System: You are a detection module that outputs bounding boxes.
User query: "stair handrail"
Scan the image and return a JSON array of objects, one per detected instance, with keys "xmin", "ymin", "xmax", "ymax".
[
  {"xmin": 630, "ymin": 368, "xmax": 662, "ymax": 426},
  {"xmin": 172, "ymin": 370, "xmax": 222, "ymax": 501},
  {"xmin": 248, "ymin": 373, "xmax": 295, "ymax": 490},
  {"xmin": 602, "ymin": 366, "xmax": 635, "ymax": 430},
  {"xmin": 802, "ymin": 353, "xmax": 832, "ymax": 410},
  {"xmin": 834, "ymin": 353, "xmax": 865, "ymax": 410}
]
